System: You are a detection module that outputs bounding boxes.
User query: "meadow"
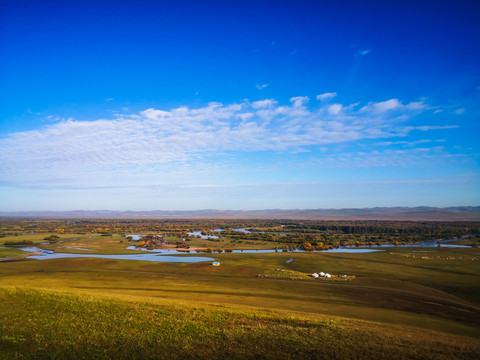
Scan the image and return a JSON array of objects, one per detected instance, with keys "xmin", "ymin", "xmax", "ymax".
[{"xmin": 0, "ymin": 220, "xmax": 479, "ymax": 359}]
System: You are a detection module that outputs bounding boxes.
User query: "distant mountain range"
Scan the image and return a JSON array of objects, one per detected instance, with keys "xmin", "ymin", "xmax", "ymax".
[{"xmin": 0, "ymin": 207, "xmax": 479, "ymax": 221}]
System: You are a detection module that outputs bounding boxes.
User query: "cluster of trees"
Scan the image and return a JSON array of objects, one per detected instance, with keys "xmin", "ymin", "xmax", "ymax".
[
  {"xmin": 43, "ymin": 235, "xmax": 60, "ymax": 243},
  {"xmin": 195, "ymin": 248, "xmax": 233, "ymax": 253},
  {"xmin": 134, "ymin": 234, "xmax": 165, "ymax": 250},
  {"xmin": 199, "ymin": 222, "xmax": 479, "ymax": 247},
  {"xmin": 175, "ymin": 243, "xmax": 189, "ymax": 249},
  {"xmin": 4, "ymin": 239, "xmax": 33, "ymax": 246}
]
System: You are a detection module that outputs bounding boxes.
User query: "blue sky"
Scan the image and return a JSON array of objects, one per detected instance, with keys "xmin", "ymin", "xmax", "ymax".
[{"xmin": 0, "ymin": 0, "xmax": 479, "ymax": 211}]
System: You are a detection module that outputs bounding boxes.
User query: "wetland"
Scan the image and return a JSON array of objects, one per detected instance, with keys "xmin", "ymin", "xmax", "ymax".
[{"xmin": 0, "ymin": 218, "xmax": 479, "ymax": 359}]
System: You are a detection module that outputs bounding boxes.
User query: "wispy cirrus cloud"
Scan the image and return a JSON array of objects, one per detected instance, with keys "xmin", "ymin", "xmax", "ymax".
[
  {"xmin": 374, "ymin": 139, "xmax": 433, "ymax": 146},
  {"xmin": 359, "ymin": 98, "xmax": 429, "ymax": 114},
  {"xmin": 357, "ymin": 49, "xmax": 371, "ymax": 56},
  {"xmin": 309, "ymin": 147, "xmax": 470, "ymax": 168},
  {"xmin": 251, "ymin": 99, "xmax": 278, "ymax": 109},
  {"xmin": 0, "ymin": 95, "xmax": 457, "ymax": 186},
  {"xmin": 316, "ymin": 92, "xmax": 337, "ymax": 102}
]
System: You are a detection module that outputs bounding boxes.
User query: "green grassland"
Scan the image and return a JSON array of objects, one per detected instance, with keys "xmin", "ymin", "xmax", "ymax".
[
  {"xmin": 0, "ymin": 246, "xmax": 23, "ymax": 260},
  {"xmin": 0, "ymin": 233, "xmax": 142, "ymax": 254},
  {"xmin": 1, "ymin": 287, "xmax": 479, "ymax": 360},
  {"xmin": 0, "ymin": 231, "xmax": 281, "ymax": 253},
  {"xmin": 184, "ymin": 235, "xmax": 285, "ymax": 250},
  {"xmin": 0, "ymin": 231, "xmax": 479, "ymax": 359},
  {"xmin": 448, "ymin": 235, "xmax": 480, "ymax": 247}
]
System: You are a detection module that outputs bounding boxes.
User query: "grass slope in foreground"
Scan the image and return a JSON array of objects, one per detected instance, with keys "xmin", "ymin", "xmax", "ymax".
[{"xmin": 1, "ymin": 287, "xmax": 479, "ymax": 360}]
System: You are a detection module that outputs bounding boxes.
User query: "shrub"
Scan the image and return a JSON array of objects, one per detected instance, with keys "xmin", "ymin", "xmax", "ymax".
[
  {"xmin": 4, "ymin": 240, "xmax": 33, "ymax": 246},
  {"xmin": 43, "ymin": 235, "xmax": 60, "ymax": 243}
]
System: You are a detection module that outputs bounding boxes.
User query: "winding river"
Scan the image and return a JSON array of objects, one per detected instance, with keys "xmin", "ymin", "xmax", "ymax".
[{"xmin": 10, "ymin": 234, "xmax": 472, "ymax": 263}]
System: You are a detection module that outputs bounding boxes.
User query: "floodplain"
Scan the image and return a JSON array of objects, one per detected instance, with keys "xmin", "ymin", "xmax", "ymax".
[{"xmin": 0, "ymin": 219, "xmax": 479, "ymax": 359}]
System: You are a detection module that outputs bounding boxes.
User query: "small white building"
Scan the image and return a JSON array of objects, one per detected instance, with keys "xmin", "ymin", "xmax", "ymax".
[
  {"xmin": 319, "ymin": 272, "xmax": 325, "ymax": 277},
  {"xmin": 212, "ymin": 262, "xmax": 220, "ymax": 266},
  {"xmin": 311, "ymin": 273, "xmax": 319, "ymax": 278},
  {"xmin": 325, "ymin": 273, "xmax": 332, "ymax": 278}
]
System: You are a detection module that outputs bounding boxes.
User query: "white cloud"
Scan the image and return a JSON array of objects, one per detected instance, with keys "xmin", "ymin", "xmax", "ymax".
[
  {"xmin": 316, "ymin": 92, "xmax": 337, "ymax": 102},
  {"xmin": 375, "ymin": 139, "xmax": 432, "ymax": 146},
  {"xmin": 45, "ymin": 115, "xmax": 71, "ymax": 123},
  {"xmin": 359, "ymin": 98, "xmax": 429, "ymax": 114},
  {"xmin": 256, "ymin": 84, "xmax": 269, "ymax": 90},
  {"xmin": 327, "ymin": 104, "xmax": 343, "ymax": 115},
  {"xmin": 251, "ymin": 99, "xmax": 278, "ymax": 109},
  {"xmin": 0, "ymin": 95, "xmax": 454, "ymax": 186},
  {"xmin": 141, "ymin": 109, "xmax": 171, "ymax": 118},
  {"xmin": 358, "ymin": 49, "xmax": 371, "ymax": 56},
  {"xmin": 360, "ymin": 99, "xmax": 401, "ymax": 113},
  {"xmin": 405, "ymin": 101, "xmax": 428, "ymax": 111},
  {"xmin": 410, "ymin": 125, "xmax": 458, "ymax": 131},
  {"xmin": 311, "ymin": 147, "xmax": 467, "ymax": 168},
  {"xmin": 289, "ymin": 96, "xmax": 309, "ymax": 107},
  {"xmin": 454, "ymin": 108, "xmax": 466, "ymax": 115}
]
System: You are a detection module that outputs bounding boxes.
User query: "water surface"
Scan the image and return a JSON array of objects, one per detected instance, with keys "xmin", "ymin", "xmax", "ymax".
[
  {"xmin": 19, "ymin": 247, "xmax": 215, "ymax": 263},
  {"xmin": 18, "ymin": 233, "xmax": 473, "ymax": 263}
]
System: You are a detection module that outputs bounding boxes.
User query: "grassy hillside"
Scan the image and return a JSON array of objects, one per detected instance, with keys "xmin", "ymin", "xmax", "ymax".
[{"xmin": 1, "ymin": 287, "xmax": 479, "ymax": 360}]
